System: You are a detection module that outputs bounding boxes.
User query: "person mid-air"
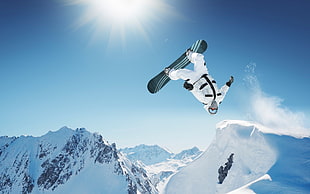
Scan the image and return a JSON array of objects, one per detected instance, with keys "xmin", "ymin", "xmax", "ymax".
[{"xmin": 164, "ymin": 49, "xmax": 234, "ymax": 114}]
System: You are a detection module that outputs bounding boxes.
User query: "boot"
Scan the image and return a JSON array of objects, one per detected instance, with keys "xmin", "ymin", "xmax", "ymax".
[
  {"xmin": 164, "ymin": 67, "xmax": 171, "ymax": 76},
  {"xmin": 186, "ymin": 49, "xmax": 193, "ymax": 57}
]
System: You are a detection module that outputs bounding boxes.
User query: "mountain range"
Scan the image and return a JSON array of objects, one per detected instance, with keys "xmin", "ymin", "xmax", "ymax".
[
  {"xmin": 120, "ymin": 144, "xmax": 202, "ymax": 165},
  {"xmin": 120, "ymin": 144, "xmax": 202, "ymax": 192},
  {"xmin": 0, "ymin": 127, "xmax": 157, "ymax": 194},
  {"xmin": 1, "ymin": 120, "xmax": 309, "ymax": 194}
]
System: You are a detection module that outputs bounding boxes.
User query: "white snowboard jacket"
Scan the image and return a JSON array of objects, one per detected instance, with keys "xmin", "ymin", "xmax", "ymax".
[{"xmin": 168, "ymin": 52, "xmax": 230, "ymax": 111}]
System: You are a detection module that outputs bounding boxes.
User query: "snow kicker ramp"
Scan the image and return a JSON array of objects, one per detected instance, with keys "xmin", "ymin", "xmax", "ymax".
[{"xmin": 164, "ymin": 120, "xmax": 310, "ymax": 194}]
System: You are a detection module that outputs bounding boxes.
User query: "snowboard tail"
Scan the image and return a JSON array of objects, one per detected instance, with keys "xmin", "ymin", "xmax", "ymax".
[{"xmin": 147, "ymin": 40, "xmax": 208, "ymax": 94}]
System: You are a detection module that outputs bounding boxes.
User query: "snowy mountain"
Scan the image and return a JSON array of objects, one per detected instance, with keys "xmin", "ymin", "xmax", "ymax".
[
  {"xmin": 121, "ymin": 145, "xmax": 202, "ymax": 193},
  {"xmin": 120, "ymin": 144, "xmax": 202, "ymax": 165},
  {"xmin": 165, "ymin": 120, "xmax": 310, "ymax": 194},
  {"xmin": 0, "ymin": 127, "xmax": 157, "ymax": 194},
  {"xmin": 120, "ymin": 145, "xmax": 173, "ymax": 165},
  {"xmin": 172, "ymin": 147, "xmax": 202, "ymax": 161},
  {"xmin": 2, "ymin": 120, "xmax": 309, "ymax": 194}
]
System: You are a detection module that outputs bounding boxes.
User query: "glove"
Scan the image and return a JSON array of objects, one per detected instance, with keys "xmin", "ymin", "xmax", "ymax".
[{"xmin": 226, "ymin": 76, "xmax": 234, "ymax": 87}]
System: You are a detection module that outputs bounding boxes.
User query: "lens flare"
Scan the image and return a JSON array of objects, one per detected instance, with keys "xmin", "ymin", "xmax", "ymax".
[{"xmin": 65, "ymin": 0, "xmax": 177, "ymax": 44}]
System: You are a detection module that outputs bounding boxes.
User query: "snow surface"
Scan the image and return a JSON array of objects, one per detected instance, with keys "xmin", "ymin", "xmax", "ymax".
[
  {"xmin": 227, "ymin": 174, "xmax": 272, "ymax": 194},
  {"xmin": 164, "ymin": 120, "xmax": 310, "ymax": 194},
  {"xmin": 217, "ymin": 120, "xmax": 310, "ymax": 139}
]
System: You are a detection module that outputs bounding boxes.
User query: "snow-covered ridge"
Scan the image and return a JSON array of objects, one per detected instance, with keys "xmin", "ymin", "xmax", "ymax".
[
  {"xmin": 165, "ymin": 120, "xmax": 310, "ymax": 194},
  {"xmin": 217, "ymin": 120, "xmax": 310, "ymax": 138},
  {"xmin": 0, "ymin": 127, "xmax": 157, "ymax": 194}
]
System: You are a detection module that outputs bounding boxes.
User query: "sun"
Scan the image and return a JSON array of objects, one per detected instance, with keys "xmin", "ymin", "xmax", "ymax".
[
  {"xmin": 100, "ymin": 0, "xmax": 146, "ymax": 22},
  {"xmin": 80, "ymin": 0, "xmax": 147, "ymax": 24},
  {"xmin": 65, "ymin": 0, "xmax": 176, "ymax": 44}
]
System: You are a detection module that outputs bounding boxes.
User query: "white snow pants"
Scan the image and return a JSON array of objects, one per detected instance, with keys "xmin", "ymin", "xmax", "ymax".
[{"xmin": 168, "ymin": 53, "xmax": 209, "ymax": 84}]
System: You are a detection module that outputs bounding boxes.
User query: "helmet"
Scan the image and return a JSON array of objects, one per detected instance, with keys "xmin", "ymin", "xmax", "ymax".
[{"xmin": 208, "ymin": 100, "xmax": 218, "ymax": 114}]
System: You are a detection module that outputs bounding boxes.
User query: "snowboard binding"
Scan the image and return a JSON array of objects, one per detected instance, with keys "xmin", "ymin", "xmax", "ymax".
[{"xmin": 164, "ymin": 67, "xmax": 171, "ymax": 76}]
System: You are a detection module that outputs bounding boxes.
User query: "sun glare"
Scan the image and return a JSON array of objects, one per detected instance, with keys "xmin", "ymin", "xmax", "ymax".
[
  {"xmin": 89, "ymin": 0, "xmax": 146, "ymax": 23},
  {"xmin": 65, "ymin": 0, "xmax": 176, "ymax": 43}
]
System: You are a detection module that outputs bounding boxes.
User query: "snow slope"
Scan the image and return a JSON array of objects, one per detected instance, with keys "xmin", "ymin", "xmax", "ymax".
[
  {"xmin": 121, "ymin": 145, "xmax": 202, "ymax": 193},
  {"xmin": 164, "ymin": 120, "xmax": 310, "ymax": 194},
  {"xmin": 0, "ymin": 127, "xmax": 157, "ymax": 194}
]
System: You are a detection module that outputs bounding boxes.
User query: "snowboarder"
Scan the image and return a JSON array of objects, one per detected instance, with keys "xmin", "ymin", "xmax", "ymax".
[{"xmin": 164, "ymin": 50, "xmax": 234, "ymax": 114}]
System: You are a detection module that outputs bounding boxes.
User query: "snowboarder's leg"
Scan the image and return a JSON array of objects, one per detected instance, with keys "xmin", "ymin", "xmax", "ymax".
[
  {"xmin": 187, "ymin": 51, "xmax": 208, "ymax": 74},
  {"xmin": 193, "ymin": 54, "xmax": 207, "ymax": 73},
  {"xmin": 168, "ymin": 68, "xmax": 196, "ymax": 81}
]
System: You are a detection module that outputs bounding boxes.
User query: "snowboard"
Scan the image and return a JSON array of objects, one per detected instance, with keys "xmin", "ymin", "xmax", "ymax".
[{"xmin": 147, "ymin": 40, "xmax": 208, "ymax": 94}]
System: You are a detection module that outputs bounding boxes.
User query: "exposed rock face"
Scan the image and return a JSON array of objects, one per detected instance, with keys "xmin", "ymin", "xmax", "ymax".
[{"xmin": 0, "ymin": 128, "xmax": 157, "ymax": 194}]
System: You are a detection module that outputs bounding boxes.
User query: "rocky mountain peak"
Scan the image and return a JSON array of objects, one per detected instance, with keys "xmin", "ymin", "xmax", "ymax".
[{"xmin": 0, "ymin": 127, "xmax": 157, "ymax": 194}]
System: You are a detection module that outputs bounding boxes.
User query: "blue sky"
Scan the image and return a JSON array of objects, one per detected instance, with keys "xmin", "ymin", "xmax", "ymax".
[{"xmin": 1, "ymin": 0, "xmax": 309, "ymax": 152}]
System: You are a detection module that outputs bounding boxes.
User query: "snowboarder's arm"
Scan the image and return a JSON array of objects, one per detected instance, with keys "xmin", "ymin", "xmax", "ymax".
[
  {"xmin": 218, "ymin": 84, "xmax": 230, "ymax": 103},
  {"xmin": 218, "ymin": 76, "xmax": 234, "ymax": 103}
]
